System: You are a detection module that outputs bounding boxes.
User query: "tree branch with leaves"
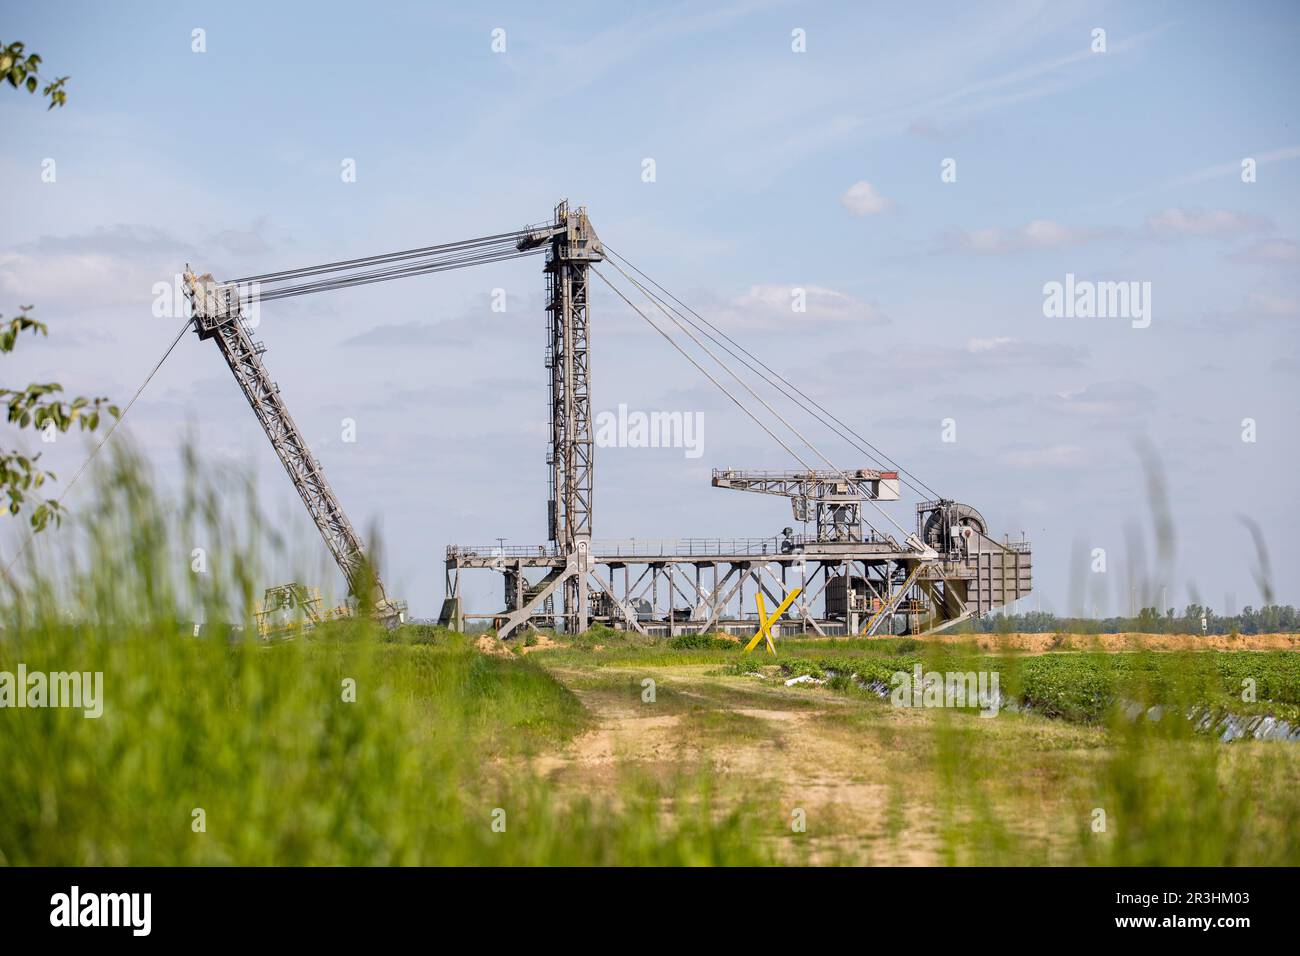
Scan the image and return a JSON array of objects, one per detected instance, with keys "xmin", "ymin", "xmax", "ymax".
[
  {"xmin": 0, "ymin": 40, "xmax": 68, "ymax": 108},
  {"xmin": 2, "ymin": 41, "xmax": 117, "ymax": 534},
  {"xmin": 2, "ymin": 309, "xmax": 119, "ymax": 530}
]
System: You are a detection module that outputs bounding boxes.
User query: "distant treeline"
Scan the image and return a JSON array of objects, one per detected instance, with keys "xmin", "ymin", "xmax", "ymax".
[{"xmin": 953, "ymin": 604, "xmax": 1300, "ymax": 635}]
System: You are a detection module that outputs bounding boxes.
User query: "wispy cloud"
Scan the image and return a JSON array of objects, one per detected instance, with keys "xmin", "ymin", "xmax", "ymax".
[
  {"xmin": 1161, "ymin": 145, "xmax": 1300, "ymax": 191},
  {"xmin": 941, "ymin": 207, "xmax": 1272, "ymax": 255},
  {"xmin": 1109, "ymin": 145, "xmax": 1300, "ymax": 205},
  {"xmin": 944, "ymin": 219, "xmax": 1112, "ymax": 254},
  {"xmin": 1005, "ymin": 444, "xmax": 1087, "ymax": 468},
  {"xmin": 1244, "ymin": 292, "xmax": 1299, "ymax": 318},
  {"xmin": 1229, "ymin": 238, "xmax": 1300, "ymax": 267},
  {"xmin": 960, "ymin": 337, "xmax": 1087, "ymax": 367},
  {"xmin": 698, "ymin": 284, "xmax": 888, "ymax": 331},
  {"xmin": 1052, "ymin": 381, "xmax": 1157, "ymax": 417},
  {"xmin": 879, "ymin": 23, "xmax": 1171, "ymax": 131},
  {"xmin": 1145, "ymin": 207, "xmax": 1272, "ymax": 238},
  {"xmin": 0, "ymin": 222, "xmax": 285, "ymax": 312},
  {"xmin": 824, "ymin": 337, "xmax": 1086, "ymax": 378},
  {"xmin": 339, "ymin": 321, "xmax": 476, "ymax": 349}
]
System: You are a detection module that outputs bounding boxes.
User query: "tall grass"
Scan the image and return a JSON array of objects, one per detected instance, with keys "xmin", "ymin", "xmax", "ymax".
[{"xmin": 0, "ymin": 446, "xmax": 774, "ymax": 865}]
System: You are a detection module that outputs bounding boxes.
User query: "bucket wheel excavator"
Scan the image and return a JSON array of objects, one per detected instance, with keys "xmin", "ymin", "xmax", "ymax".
[{"xmin": 177, "ymin": 200, "xmax": 1032, "ymax": 640}]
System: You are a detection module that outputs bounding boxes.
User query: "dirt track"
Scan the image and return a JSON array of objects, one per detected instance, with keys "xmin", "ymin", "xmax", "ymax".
[
  {"xmin": 522, "ymin": 643, "xmax": 1300, "ymax": 864},
  {"xmin": 528, "ymin": 665, "xmax": 1087, "ymax": 864}
]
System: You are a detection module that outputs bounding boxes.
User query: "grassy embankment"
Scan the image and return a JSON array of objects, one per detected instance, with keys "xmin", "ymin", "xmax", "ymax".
[{"xmin": 0, "ymin": 450, "xmax": 773, "ymax": 865}]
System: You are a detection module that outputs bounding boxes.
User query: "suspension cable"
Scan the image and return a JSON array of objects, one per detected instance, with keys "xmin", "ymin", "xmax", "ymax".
[
  {"xmin": 245, "ymin": 236, "xmax": 525, "ymax": 291},
  {"xmin": 591, "ymin": 267, "xmax": 819, "ymax": 473},
  {"xmin": 3, "ymin": 314, "xmax": 196, "ymax": 579},
  {"xmin": 610, "ymin": 257, "xmax": 936, "ymax": 503},
  {"xmin": 603, "ymin": 243, "xmax": 943, "ymax": 502},
  {"xmin": 597, "ymin": 262, "xmax": 915, "ymax": 544},
  {"xmin": 232, "ymin": 226, "xmax": 546, "ymax": 285},
  {"xmin": 254, "ymin": 246, "xmax": 540, "ymax": 302}
]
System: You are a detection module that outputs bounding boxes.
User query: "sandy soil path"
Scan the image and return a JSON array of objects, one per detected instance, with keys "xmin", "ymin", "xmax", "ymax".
[{"xmin": 530, "ymin": 666, "xmax": 946, "ymax": 863}]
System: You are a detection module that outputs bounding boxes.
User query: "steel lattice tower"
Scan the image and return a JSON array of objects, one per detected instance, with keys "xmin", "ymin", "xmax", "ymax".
[{"xmin": 545, "ymin": 201, "xmax": 601, "ymax": 629}]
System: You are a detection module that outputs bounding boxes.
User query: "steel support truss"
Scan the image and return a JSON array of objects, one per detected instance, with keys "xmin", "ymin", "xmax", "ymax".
[
  {"xmin": 444, "ymin": 539, "xmax": 1030, "ymax": 640},
  {"xmin": 183, "ymin": 270, "xmax": 398, "ymax": 615}
]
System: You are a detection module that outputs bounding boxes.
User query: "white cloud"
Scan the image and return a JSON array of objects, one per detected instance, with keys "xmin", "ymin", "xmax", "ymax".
[
  {"xmin": 0, "ymin": 222, "xmax": 283, "ymax": 313},
  {"xmin": 1201, "ymin": 289, "xmax": 1300, "ymax": 330},
  {"xmin": 947, "ymin": 208, "xmax": 1270, "ymax": 255},
  {"xmin": 1246, "ymin": 292, "xmax": 1299, "ymax": 317},
  {"xmin": 947, "ymin": 219, "xmax": 1106, "ymax": 253},
  {"xmin": 958, "ymin": 337, "xmax": 1085, "ymax": 366},
  {"xmin": 1230, "ymin": 239, "xmax": 1300, "ymax": 266},
  {"xmin": 839, "ymin": 181, "xmax": 894, "ymax": 216},
  {"xmin": 1005, "ymin": 444, "xmax": 1086, "ymax": 468},
  {"xmin": 1053, "ymin": 381, "xmax": 1156, "ymax": 417},
  {"xmin": 1021, "ymin": 219, "xmax": 1075, "ymax": 246},
  {"xmin": 1145, "ymin": 207, "xmax": 1271, "ymax": 237},
  {"xmin": 706, "ymin": 284, "xmax": 888, "ymax": 330},
  {"xmin": 340, "ymin": 320, "xmax": 475, "ymax": 349},
  {"xmin": 0, "ymin": 225, "xmax": 188, "ymax": 311},
  {"xmin": 832, "ymin": 337, "xmax": 1085, "ymax": 377},
  {"xmin": 966, "ymin": 336, "xmax": 1014, "ymax": 353}
]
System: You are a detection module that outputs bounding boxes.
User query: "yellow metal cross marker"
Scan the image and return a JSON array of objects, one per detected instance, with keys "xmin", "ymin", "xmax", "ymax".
[{"xmin": 744, "ymin": 587, "xmax": 802, "ymax": 655}]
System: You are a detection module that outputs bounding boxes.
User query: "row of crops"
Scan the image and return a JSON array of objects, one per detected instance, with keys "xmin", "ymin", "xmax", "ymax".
[{"xmin": 729, "ymin": 650, "xmax": 1300, "ymax": 728}]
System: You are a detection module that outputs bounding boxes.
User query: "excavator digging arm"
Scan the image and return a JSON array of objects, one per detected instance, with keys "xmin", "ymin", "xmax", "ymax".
[{"xmin": 183, "ymin": 270, "xmax": 403, "ymax": 625}]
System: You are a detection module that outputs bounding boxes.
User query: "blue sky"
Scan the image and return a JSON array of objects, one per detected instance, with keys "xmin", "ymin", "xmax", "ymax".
[{"xmin": 3, "ymin": 0, "xmax": 1297, "ymax": 617}]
